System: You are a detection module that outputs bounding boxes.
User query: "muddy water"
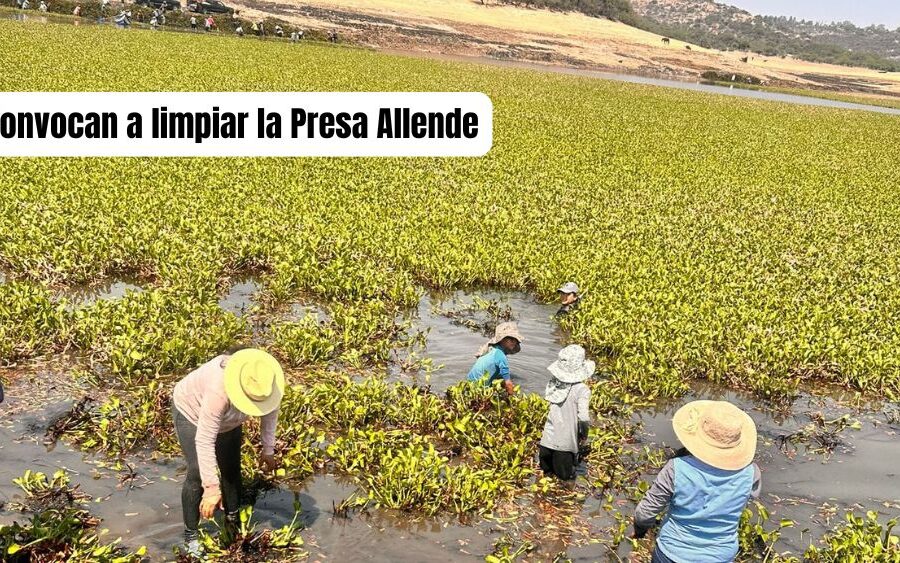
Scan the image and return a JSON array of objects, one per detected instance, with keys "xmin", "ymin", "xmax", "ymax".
[
  {"xmin": 396, "ymin": 290, "xmax": 567, "ymax": 394},
  {"xmin": 59, "ymin": 278, "xmax": 143, "ymax": 310},
  {"xmin": 218, "ymin": 277, "xmax": 261, "ymax": 318}
]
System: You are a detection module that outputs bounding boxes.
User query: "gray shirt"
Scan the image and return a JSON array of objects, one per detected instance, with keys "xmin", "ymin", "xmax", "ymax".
[
  {"xmin": 635, "ymin": 458, "xmax": 762, "ymax": 528},
  {"xmin": 539, "ymin": 382, "xmax": 590, "ymax": 453}
]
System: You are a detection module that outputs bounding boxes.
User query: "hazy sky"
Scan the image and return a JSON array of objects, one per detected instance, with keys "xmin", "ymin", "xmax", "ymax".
[{"xmin": 727, "ymin": 0, "xmax": 900, "ymax": 28}]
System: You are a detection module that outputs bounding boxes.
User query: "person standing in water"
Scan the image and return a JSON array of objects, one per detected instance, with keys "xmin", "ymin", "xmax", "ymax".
[
  {"xmin": 632, "ymin": 400, "xmax": 761, "ymax": 563},
  {"xmin": 172, "ymin": 348, "xmax": 284, "ymax": 557},
  {"xmin": 466, "ymin": 321, "xmax": 524, "ymax": 396},
  {"xmin": 555, "ymin": 281, "xmax": 581, "ymax": 318},
  {"xmin": 539, "ymin": 345, "xmax": 593, "ymax": 481}
]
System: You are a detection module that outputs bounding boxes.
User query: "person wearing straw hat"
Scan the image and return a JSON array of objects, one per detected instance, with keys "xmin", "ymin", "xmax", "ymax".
[
  {"xmin": 633, "ymin": 400, "xmax": 761, "ymax": 563},
  {"xmin": 466, "ymin": 321, "xmax": 525, "ymax": 396},
  {"xmin": 538, "ymin": 345, "xmax": 594, "ymax": 481},
  {"xmin": 172, "ymin": 347, "xmax": 284, "ymax": 556},
  {"xmin": 555, "ymin": 281, "xmax": 581, "ymax": 318}
]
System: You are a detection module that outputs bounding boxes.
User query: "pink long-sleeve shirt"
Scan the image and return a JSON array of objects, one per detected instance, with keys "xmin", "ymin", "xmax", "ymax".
[{"xmin": 173, "ymin": 355, "xmax": 278, "ymax": 495}]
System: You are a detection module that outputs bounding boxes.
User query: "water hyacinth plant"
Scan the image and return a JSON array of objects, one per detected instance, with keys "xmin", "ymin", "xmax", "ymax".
[{"xmin": 0, "ymin": 471, "xmax": 147, "ymax": 562}]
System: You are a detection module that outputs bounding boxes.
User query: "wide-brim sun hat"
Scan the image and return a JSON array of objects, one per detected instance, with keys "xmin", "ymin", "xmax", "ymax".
[
  {"xmin": 488, "ymin": 321, "xmax": 525, "ymax": 345},
  {"xmin": 672, "ymin": 400, "xmax": 757, "ymax": 471},
  {"xmin": 547, "ymin": 344, "xmax": 595, "ymax": 384},
  {"xmin": 223, "ymin": 348, "xmax": 285, "ymax": 417}
]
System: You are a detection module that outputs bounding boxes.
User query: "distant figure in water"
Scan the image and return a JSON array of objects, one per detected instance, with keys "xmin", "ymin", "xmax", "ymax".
[
  {"xmin": 171, "ymin": 348, "xmax": 283, "ymax": 558},
  {"xmin": 539, "ymin": 345, "xmax": 594, "ymax": 481},
  {"xmin": 555, "ymin": 281, "xmax": 581, "ymax": 318},
  {"xmin": 466, "ymin": 321, "xmax": 524, "ymax": 396},
  {"xmin": 632, "ymin": 400, "xmax": 761, "ymax": 563}
]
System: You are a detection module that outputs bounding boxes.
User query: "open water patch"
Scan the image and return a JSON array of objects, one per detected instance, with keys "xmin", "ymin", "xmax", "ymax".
[
  {"xmin": 218, "ymin": 277, "xmax": 260, "ymax": 318},
  {"xmin": 394, "ymin": 290, "xmax": 567, "ymax": 394},
  {"xmin": 59, "ymin": 278, "xmax": 143, "ymax": 310}
]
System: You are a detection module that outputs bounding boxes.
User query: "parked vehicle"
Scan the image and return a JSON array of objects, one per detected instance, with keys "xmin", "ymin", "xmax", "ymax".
[
  {"xmin": 135, "ymin": 0, "xmax": 181, "ymax": 9},
  {"xmin": 187, "ymin": 0, "xmax": 232, "ymax": 14}
]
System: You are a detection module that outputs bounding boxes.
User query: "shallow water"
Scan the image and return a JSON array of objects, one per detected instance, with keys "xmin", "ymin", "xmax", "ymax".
[
  {"xmin": 3, "ymin": 286, "xmax": 899, "ymax": 559},
  {"xmin": 382, "ymin": 50, "xmax": 900, "ymax": 116},
  {"xmin": 396, "ymin": 290, "xmax": 567, "ymax": 394},
  {"xmin": 218, "ymin": 277, "xmax": 260, "ymax": 318},
  {"xmin": 59, "ymin": 278, "xmax": 143, "ymax": 310}
]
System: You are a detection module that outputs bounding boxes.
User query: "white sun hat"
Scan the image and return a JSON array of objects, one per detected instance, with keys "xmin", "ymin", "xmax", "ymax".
[
  {"xmin": 547, "ymin": 344, "xmax": 595, "ymax": 384},
  {"xmin": 557, "ymin": 282, "xmax": 580, "ymax": 294}
]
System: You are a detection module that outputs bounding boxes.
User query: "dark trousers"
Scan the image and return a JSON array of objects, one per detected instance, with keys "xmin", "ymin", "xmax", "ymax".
[
  {"xmin": 651, "ymin": 544, "xmax": 678, "ymax": 563},
  {"xmin": 538, "ymin": 445, "xmax": 576, "ymax": 481},
  {"xmin": 173, "ymin": 406, "xmax": 242, "ymax": 537}
]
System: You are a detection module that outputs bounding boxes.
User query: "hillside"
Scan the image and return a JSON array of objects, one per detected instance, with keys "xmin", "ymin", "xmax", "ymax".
[{"xmin": 632, "ymin": 0, "xmax": 900, "ymax": 70}]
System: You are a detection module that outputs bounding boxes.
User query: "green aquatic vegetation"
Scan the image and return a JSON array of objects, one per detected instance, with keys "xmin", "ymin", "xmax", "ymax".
[
  {"xmin": 185, "ymin": 505, "xmax": 306, "ymax": 562},
  {"xmin": 3, "ymin": 21, "xmax": 900, "ymax": 401},
  {"xmin": 804, "ymin": 511, "xmax": 900, "ymax": 562},
  {"xmin": 272, "ymin": 314, "xmax": 338, "ymax": 367},
  {"xmin": 68, "ymin": 287, "xmax": 245, "ymax": 381},
  {"xmin": 1, "ymin": 470, "xmax": 146, "ymax": 562},
  {"xmin": 0, "ymin": 282, "xmax": 67, "ymax": 363},
  {"xmin": 485, "ymin": 535, "xmax": 535, "ymax": 563},
  {"xmin": 274, "ymin": 300, "xmax": 409, "ymax": 368},
  {"xmin": 737, "ymin": 501, "xmax": 796, "ymax": 562},
  {"xmin": 53, "ymin": 381, "xmax": 178, "ymax": 456}
]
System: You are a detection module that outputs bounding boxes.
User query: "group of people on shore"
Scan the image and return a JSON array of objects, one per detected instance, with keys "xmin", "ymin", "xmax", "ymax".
[{"xmin": 171, "ymin": 281, "xmax": 760, "ymax": 561}]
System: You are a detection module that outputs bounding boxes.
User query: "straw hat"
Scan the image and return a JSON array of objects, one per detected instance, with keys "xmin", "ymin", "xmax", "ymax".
[
  {"xmin": 223, "ymin": 349, "xmax": 285, "ymax": 417},
  {"xmin": 557, "ymin": 282, "xmax": 580, "ymax": 294},
  {"xmin": 488, "ymin": 321, "xmax": 525, "ymax": 345},
  {"xmin": 672, "ymin": 400, "xmax": 757, "ymax": 471},
  {"xmin": 547, "ymin": 344, "xmax": 595, "ymax": 384}
]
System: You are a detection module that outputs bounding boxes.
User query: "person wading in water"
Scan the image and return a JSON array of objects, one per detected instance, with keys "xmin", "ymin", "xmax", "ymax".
[
  {"xmin": 466, "ymin": 321, "xmax": 524, "ymax": 396},
  {"xmin": 172, "ymin": 348, "xmax": 284, "ymax": 557},
  {"xmin": 555, "ymin": 281, "xmax": 581, "ymax": 318},
  {"xmin": 632, "ymin": 400, "xmax": 761, "ymax": 563},
  {"xmin": 539, "ymin": 345, "xmax": 594, "ymax": 481}
]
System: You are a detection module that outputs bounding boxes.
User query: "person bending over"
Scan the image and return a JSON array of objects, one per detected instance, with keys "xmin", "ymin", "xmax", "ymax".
[
  {"xmin": 172, "ymin": 348, "xmax": 284, "ymax": 557},
  {"xmin": 466, "ymin": 321, "xmax": 524, "ymax": 396},
  {"xmin": 633, "ymin": 400, "xmax": 761, "ymax": 563}
]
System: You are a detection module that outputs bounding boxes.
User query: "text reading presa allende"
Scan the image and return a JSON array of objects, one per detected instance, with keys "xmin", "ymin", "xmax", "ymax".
[{"xmin": 0, "ymin": 107, "xmax": 480, "ymax": 143}]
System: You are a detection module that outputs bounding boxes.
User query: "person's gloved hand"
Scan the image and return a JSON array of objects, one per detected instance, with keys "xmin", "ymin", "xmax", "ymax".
[
  {"xmin": 200, "ymin": 491, "xmax": 222, "ymax": 519},
  {"xmin": 632, "ymin": 523, "xmax": 652, "ymax": 539},
  {"xmin": 577, "ymin": 420, "xmax": 590, "ymax": 443},
  {"xmin": 260, "ymin": 453, "xmax": 278, "ymax": 472}
]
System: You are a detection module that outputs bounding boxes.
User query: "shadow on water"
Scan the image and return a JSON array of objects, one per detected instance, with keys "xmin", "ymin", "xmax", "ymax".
[
  {"xmin": 58, "ymin": 278, "xmax": 143, "ymax": 310},
  {"xmin": 394, "ymin": 289, "xmax": 568, "ymax": 395}
]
